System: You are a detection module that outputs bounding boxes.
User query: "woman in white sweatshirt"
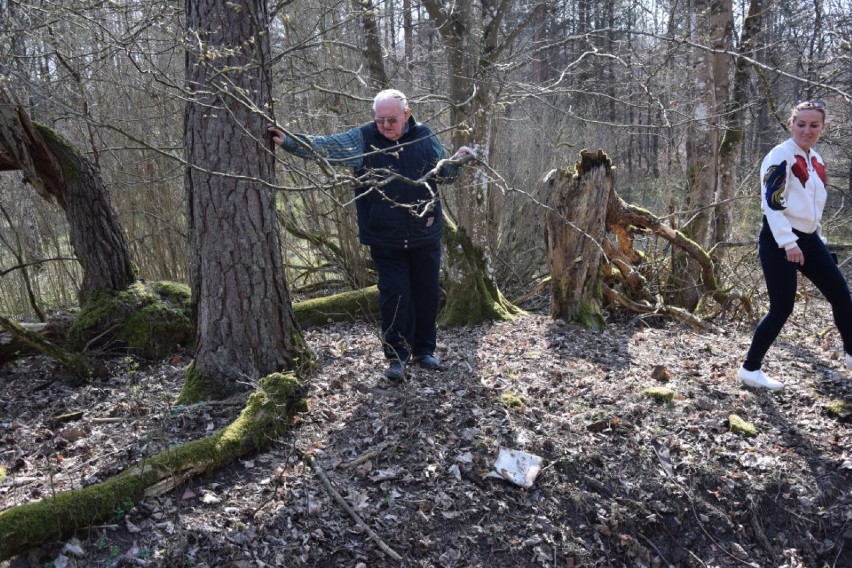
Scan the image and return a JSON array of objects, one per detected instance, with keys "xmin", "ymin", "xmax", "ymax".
[{"xmin": 737, "ymin": 100, "xmax": 852, "ymax": 390}]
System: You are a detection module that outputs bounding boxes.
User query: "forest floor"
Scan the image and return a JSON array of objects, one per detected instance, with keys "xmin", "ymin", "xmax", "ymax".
[{"xmin": 1, "ymin": 282, "xmax": 851, "ymax": 568}]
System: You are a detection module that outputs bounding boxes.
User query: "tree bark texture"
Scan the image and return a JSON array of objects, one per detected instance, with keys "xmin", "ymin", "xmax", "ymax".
[
  {"xmin": 544, "ymin": 152, "xmax": 613, "ymax": 330},
  {"xmin": 0, "ymin": 89, "xmax": 135, "ymax": 304},
  {"xmin": 355, "ymin": 0, "xmax": 389, "ymax": 90},
  {"xmin": 717, "ymin": 0, "xmax": 763, "ymax": 245},
  {"xmin": 185, "ymin": 0, "xmax": 302, "ymax": 398},
  {"xmin": 672, "ymin": 0, "xmax": 732, "ymax": 310},
  {"xmin": 541, "ymin": 149, "xmax": 745, "ymax": 329}
]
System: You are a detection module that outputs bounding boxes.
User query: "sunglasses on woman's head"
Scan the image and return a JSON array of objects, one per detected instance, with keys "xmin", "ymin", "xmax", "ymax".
[{"xmin": 795, "ymin": 99, "xmax": 825, "ymax": 110}]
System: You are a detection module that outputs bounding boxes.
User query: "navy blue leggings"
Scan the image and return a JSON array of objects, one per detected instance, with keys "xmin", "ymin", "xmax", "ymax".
[
  {"xmin": 743, "ymin": 218, "xmax": 852, "ymax": 371},
  {"xmin": 370, "ymin": 241, "xmax": 441, "ymax": 362}
]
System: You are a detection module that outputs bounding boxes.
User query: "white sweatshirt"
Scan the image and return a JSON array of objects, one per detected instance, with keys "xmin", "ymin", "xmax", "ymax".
[{"xmin": 760, "ymin": 138, "xmax": 827, "ymax": 250}]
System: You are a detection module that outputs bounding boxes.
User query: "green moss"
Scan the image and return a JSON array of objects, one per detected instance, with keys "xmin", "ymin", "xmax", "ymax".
[
  {"xmin": 642, "ymin": 387, "xmax": 675, "ymax": 403},
  {"xmin": 170, "ymin": 372, "xmax": 300, "ymax": 459},
  {"xmin": 33, "ymin": 122, "xmax": 82, "ymax": 182},
  {"xmin": 0, "ymin": 372, "xmax": 303, "ymax": 561},
  {"xmin": 175, "ymin": 360, "xmax": 210, "ymax": 405},
  {"xmin": 0, "ymin": 466, "xmax": 5, "ymax": 484},
  {"xmin": 294, "ymin": 286, "xmax": 379, "ymax": 328},
  {"xmin": 0, "ymin": 464, "xmax": 158, "ymax": 560},
  {"xmin": 824, "ymin": 399, "xmax": 851, "ymax": 419},
  {"xmin": 148, "ymin": 281, "xmax": 192, "ymax": 312},
  {"xmin": 500, "ymin": 392, "xmax": 526, "ymax": 410},
  {"xmin": 574, "ymin": 299, "xmax": 606, "ymax": 331},
  {"xmin": 440, "ymin": 219, "xmax": 524, "ymax": 327},
  {"xmin": 728, "ymin": 414, "xmax": 757, "ymax": 437},
  {"xmin": 67, "ymin": 281, "xmax": 193, "ymax": 358}
]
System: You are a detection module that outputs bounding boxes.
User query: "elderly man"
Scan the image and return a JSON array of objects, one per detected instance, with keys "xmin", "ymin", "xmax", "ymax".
[{"xmin": 268, "ymin": 89, "xmax": 474, "ymax": 380}]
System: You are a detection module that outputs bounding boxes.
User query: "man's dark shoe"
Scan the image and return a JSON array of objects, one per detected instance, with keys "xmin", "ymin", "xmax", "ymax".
[
  {"xmin": 418, "ymin": 354, "xmax": 441, "ymax": 370},
  {"xmin": 384, "ymin": 361, "xmax": 405, "ymax": 381}
]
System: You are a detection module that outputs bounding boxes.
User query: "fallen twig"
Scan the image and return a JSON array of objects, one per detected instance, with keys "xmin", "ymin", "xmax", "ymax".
[
  {"xmin": 338, "ymin": 443, "xmax": 388, "ymax": 470},
  {"xmin": 90, "ymin": 417, "xmax": 124, "ymax": 424},
  {"xmin": 304, "ymin": 451, "xmax": 403, "ymax": 562}
]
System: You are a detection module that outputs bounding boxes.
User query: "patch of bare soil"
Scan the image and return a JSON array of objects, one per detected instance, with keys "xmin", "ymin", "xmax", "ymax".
[{"xmin": 1, "ymin": 292, "xmax": 850, "ymax": 568}]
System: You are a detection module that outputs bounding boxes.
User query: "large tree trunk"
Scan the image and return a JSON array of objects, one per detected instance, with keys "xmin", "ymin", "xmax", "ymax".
[
  {"xmin": 183, "ymin": 0, "xmax": 305, "ymax": 401},
  {"xmin": 544, "ymin": 151, "xmax": 613, "ymax": 330},
  {"xmin": 0, "ymin": 88, "xmax": 135, "ymax": 304}
]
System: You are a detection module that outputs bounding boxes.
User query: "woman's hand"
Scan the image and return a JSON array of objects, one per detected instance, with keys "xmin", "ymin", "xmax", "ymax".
[{"xmin": 786, "ymin": 245, "xmax": 804, "ymax": 266}]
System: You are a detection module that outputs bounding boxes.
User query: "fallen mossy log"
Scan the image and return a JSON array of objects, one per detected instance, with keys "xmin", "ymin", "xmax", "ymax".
[
  {"xmin": 0, "ymin": 314, "xmax": 97, "ymax": 376},
  {"xmin": 0, "ymin": 322, "xmax": 48, "ymax": 364},
  {"xmin": 0, "ymin": 285, "xmax": 379, "ymax": 369},
  {"xmin": 0, "ymin": 372, "xmax": 303, "ymax": 561},
  {"xmin": 293, "ymin": 285, "xmax": 380, "ymax": 327}
]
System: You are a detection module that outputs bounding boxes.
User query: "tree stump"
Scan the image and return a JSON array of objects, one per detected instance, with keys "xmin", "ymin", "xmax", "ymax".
[{"xmin": 544, "ymin": 150, "xmax": 614, "ymax": 330}]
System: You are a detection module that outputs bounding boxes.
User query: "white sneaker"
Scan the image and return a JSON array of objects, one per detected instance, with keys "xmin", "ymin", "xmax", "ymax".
[
  {"xmin": 846, "ymin": 352, "xmax": 852, "ymax": 370},
  {"xmin": 737, "ymin": 367, "xmax": 784, "ymax": 391}
]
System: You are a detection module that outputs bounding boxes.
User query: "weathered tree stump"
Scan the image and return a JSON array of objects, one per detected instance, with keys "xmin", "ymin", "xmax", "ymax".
[
  {"xmin": 543, "ymin": 149, "xmax": 746, "ymax": 331},
  {"xmin": 0, "ymin": 88, "xmax": 135, "ymax": 304},
  {"xmin": 544, "ymin": 149, "xmax": 613, "ymax": 330}
]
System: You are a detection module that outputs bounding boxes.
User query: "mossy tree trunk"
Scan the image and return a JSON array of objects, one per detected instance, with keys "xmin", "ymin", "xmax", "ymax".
[
  {"xmin": 0, "ymin": 87, "xmax": 135, "ymax": 304},
  {"xmin": 183, "ymin": 0, "xmax": 307, "ymax": 402},
  {"xmin": 0, "ymin": 373, "xmax": 303, "ymax": 562},
  {"xmin": 544, "ymin": 151, "xmax": 613, "ymax": 330},
  {"xmin": 422, "ymin": 0, "xmax": 545, "ymax": 327},
  {"xmin": 440, "ymin": 217, "xmax": 523, "ymax": 327}
]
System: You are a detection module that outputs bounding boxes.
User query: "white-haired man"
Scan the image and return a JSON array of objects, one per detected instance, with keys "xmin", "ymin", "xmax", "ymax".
[{"xmin": 268, "ymin": 89, "xmax": 474, "ymax": 380}]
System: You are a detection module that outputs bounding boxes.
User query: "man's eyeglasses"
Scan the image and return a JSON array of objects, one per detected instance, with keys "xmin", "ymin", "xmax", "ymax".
[
  {"xmin": 795, "ymin": 99, "xmax": 825, "ymax": 110},
  {"xmin": 375, "ymin": 116, "xmax": 400, "ymax": 126}
]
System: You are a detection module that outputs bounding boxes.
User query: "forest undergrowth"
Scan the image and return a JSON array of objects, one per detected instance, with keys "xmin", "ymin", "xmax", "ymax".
[{"xmin": 1, "ymin": 277, "xmax": 851, "ymax": 568}]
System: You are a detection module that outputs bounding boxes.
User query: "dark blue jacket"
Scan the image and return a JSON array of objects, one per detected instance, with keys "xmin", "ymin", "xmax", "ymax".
[{"xmin": 354, "ymin": 117, "xmax": 445, "ymax": 249}]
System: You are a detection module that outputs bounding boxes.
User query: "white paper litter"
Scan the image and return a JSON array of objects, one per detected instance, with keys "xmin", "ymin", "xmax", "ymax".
[{"xmin": 487, "ymin": 447, "xmax": 544, "ymax": 488}]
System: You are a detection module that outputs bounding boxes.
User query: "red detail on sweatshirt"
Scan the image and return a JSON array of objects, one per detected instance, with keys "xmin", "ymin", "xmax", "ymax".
[
  {"xmin": 811, "ymin": 157, "xmax": 826, "ymax": 184},
  {"xmin": 791, "ymin": 155, "xmax": 808, "ymax": 185}
]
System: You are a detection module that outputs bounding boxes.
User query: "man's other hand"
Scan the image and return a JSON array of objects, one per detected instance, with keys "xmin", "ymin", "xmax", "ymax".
[
  {"xmin": 451, "ymin": 145, "xmax": 476, "ymax": 160},
  {"xmin": 266, "ymin": 124, "xmax": 285, "ymax": 146}
]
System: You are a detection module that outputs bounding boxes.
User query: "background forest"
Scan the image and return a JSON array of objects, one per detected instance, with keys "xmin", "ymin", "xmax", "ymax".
[{"xmin": 0, "ymin": 0, "xmax": 850, "ymax": 320}]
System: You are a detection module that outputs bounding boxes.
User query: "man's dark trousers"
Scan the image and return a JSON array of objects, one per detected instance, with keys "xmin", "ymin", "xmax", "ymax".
[{"xmin": 370, "ymin": 240, "xmax": 441, "ymax": 363}]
